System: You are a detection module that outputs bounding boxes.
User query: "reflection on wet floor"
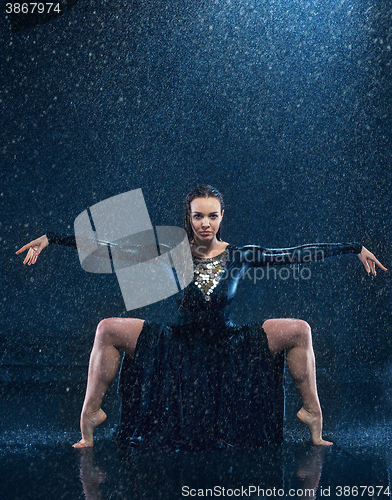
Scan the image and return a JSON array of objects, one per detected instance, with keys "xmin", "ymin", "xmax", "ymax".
[
  {"xmin": 77, "ymin": 443, "xmax": 328, "ymax": 500},
  {"xmin": 1, "ymin": 436, "xmax": 391, "ymax": 500},
  {"xmin": 1, "ymin": 382, "xmax": 392, "ymax": 499}
]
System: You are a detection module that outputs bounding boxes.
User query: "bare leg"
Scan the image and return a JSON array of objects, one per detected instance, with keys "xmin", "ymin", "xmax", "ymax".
[
  {"xmin": 73, "ymin": 317, "xmax": 145, "ymax": 448},
  {"xmin": 263, "ymin": 318, "xmax": 333, "ymax": 446}
]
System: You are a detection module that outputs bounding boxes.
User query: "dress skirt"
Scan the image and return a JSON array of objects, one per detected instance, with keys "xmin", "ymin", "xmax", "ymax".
[{"xmin": 116, "ymin": 319, "xmax": 285, "ymax": 450}]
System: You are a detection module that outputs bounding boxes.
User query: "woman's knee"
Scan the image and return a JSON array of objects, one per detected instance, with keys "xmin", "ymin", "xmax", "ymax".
[
  {"xmin": 94, "ymin": 317, "xmax": 144, "ymax": 352},
  {"xmin": 294, "ymin": 320, "xmax": 312, "ymax": 346},
  {"xmin": 265, "ymin": 318, "xmax": 313, "ymax": 353},
  {"xmin": 95, "ymin": 318, "xmax": 115, "ymax": 344}
]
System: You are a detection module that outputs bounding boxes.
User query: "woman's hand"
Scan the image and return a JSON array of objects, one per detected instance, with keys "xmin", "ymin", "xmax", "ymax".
[
  {"xmin": 357, "ymin": 246, "xmax": 387, "ymax": 276},
  {"xmin": 16, "ymin": 235, "xmax": 49, "ymax": 265}
]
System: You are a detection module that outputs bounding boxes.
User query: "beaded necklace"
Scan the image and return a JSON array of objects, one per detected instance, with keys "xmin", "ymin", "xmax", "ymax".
[{"xmin": 193, "ymin": 249, "xmax": 228, "ymax": 301}]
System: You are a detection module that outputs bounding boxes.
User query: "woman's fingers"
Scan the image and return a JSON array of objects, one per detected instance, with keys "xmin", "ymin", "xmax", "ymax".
[
  {"xmin": 359, "ymin": 247, "xmax": 387, "ymax": 276},
  {"xmin": 367, "ymin": 255, "xmax": 387, "ymax": 275},
  {"xmin": 374, "ymin": 257, "xmax": 387, "ymax": 272},
  {"xmin": 364, "ymin": 256, "xmax": 387, "ymax": 276},
  {"xmin": 16, "ymin": 243, "xmax": 33, "ymax": 255},
  {"xmin": 32, "ymin": 249, "xmax": 40, "ymax": 265},
  {"xmin": 24, "ymin": 247, "xmax": 36, "ymax": 265},
  {"xmin": 22, "ymin": 248, "xmax": 31, "ymax": 265},
  {"xmin": 16, "ymin": 235, "xmax": 49, "ymax": 265}
]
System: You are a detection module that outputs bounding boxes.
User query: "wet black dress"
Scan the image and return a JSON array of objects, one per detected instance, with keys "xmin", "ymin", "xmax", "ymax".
[{"xmin": 47, "ymin": 234, "xmax": 362, "ymax": 449}]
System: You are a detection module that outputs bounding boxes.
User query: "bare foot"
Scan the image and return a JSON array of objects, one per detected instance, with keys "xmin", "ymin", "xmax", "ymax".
[
  {"xmin": 72, "ymin": 409, "xmax": 107, "ymax": 448},
  {"xmin": 297, "ymin": 407, "xmax": 333, "ymax": 446}
]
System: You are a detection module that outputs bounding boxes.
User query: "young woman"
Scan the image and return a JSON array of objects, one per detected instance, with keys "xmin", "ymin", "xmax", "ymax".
[{"xmin": 16, "ymin": 185, "xmax": 387, "ymax": 448}]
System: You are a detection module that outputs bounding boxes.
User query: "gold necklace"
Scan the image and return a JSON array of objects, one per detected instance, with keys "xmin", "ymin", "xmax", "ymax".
[{"xmin": 193, "ymin": 249, "xmax": 228, "ymax": 301}]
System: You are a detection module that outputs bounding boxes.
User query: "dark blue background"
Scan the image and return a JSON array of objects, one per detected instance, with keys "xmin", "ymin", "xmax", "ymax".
[{"xmin": 0, "ymin": 0, "xmax": 391, "ymax": 437}]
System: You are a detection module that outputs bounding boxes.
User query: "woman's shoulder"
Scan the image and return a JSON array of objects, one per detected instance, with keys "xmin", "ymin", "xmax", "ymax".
[
  {"xmin": 225, "ymin": 244, "xmax": 269, "ymax": 264},
  {"xmin": 226, "ymin": 243, "xmax": 266, "ymax": 252}
]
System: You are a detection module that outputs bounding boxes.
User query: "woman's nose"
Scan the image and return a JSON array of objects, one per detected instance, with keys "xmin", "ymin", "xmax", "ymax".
[{"xmin": 202, "ymin": 218, "xmax": 210, "ymax": 228}]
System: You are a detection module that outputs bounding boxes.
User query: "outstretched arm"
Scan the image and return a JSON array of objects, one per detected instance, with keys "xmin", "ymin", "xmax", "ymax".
[
  {"xmin": 16, "ymin": 232, "xmax": 77, "ymax": 265},
  {"xmin": 16, "ymin": 232, "xmax": 163, "ymax": 267},
  {"xmin": 243, "ymin": 242, "xmax": 363, "ymax": 267},
  {"xmin": 242, "ymin": 242, "xmax": 387, "ymax": 274}
]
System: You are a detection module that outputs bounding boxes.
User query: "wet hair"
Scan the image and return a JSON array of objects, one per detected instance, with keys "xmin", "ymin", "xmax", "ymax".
[{"xmin": 184, "ymin": 185, "xmax": 225, "ymax": 242}]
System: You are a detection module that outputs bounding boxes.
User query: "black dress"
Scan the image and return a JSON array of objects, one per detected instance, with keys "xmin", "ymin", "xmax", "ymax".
[{"xmin": 47, "ymin": 234, "xmax": 362, "ymax": 449}]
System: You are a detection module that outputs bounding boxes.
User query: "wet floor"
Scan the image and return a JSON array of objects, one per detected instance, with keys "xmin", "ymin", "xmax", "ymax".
[
  {"xmin": 1, "ymin": 434, "xmax": 391, "ymax": 500},
  {"xmin": 1, "ymin": 376, "xmax": 392, "ymax": 500}
]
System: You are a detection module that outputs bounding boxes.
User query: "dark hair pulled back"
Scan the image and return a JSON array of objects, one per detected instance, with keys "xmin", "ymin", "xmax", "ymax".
[{"xmin": 183, "ymin": 185, "xmax": 225, "ymax": 242}]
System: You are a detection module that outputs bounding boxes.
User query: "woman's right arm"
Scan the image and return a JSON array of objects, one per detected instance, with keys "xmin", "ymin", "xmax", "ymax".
[{"xmin": 16, "ymin": 232, "xmax": 76, "ymax": 265}]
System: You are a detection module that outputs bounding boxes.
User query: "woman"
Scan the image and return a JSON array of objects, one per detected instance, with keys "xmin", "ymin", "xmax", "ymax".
[{"xmin": 17, "ymin": 185, "xmax": 387, "ymax": 448}]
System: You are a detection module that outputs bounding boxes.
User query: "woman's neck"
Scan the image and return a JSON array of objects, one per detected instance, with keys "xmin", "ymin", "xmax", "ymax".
[{"xmin": 191, "ymin": 237, "xmax": 228, "ymax": 258}]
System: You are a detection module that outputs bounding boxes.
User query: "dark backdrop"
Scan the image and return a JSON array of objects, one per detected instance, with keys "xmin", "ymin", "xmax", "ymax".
[{"xmin": 0, "ymin": 0, "xmax": 391, "ymax": 433}]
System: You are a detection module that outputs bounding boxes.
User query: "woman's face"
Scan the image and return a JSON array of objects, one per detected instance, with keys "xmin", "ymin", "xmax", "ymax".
[{"xmin": 190, "ymin": 197, "xmax": 224, "ymax": 243}]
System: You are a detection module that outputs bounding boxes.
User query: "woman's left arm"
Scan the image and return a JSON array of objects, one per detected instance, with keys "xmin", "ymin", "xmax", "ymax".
[
  {"xmin": 357, "ymin": 246, "xmax": 388, "ymax": 276},
  {"xmin": 243, "ymin": 242, "xmax": 387, "ymax": 274}
]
